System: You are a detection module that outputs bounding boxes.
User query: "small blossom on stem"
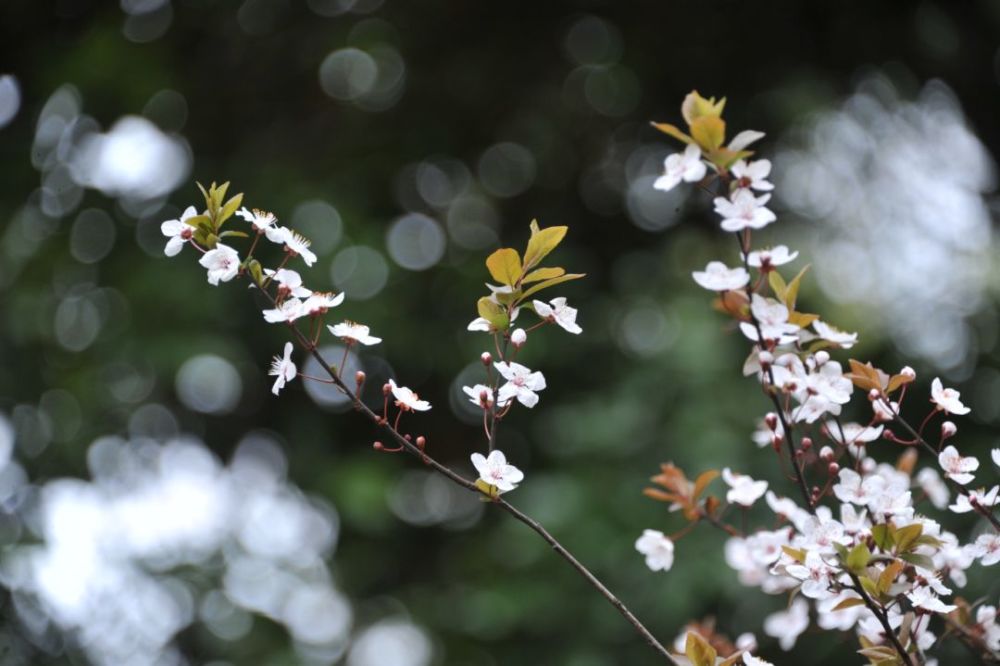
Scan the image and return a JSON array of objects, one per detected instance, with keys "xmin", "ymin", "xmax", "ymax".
[
  {"xmin": 931, "ymin": 377, "xmax": 971, "ymax": 415},
  {"xmin": 730, "ymin": 158, "xmax": 773, "ymax": 192},
  {"xmin": 160, "ymin": 205, "xmax": 198, "ymax": 256},
  {"xmin": 328, "ymin": 321, "xmax": 381, "ymax": 345},
  {"xmin": 653, "ymin": 143, "xmax": 706, "ymax": 192},
  {"xmin": 691, "ymin": 261, "xmax": 750, "ymax": 291},
  {"xmin": 713, "ymin": 189, "xmax": 776, "ymax": 232},
  {"xmin": 268, "ymin": 342, "xmax": 297, "ymax": 395},
  {"xmin": 265, "ymin": 268, "xmax": 312, "ymax": 298},
  {"xmin": 746, "ymin": 245, "xmax": 798, "ymax": 270},
  {"xmin": 634, "ymin": 529, "xmax": 675, "ymax": 572},
  {"xmin": 388, "ymin": 378, "xmax": 431, "ymax": 412},
  {"xmin": 237, "ymin": 207, "xmax": 277, "ymax": 232},
  {"xmin": 722, "ymin": 468, "xmax": 768, "ymax": 507},
  {"xmin": 810, "ymin": 321, "xmax": 858, "ymax": 349},
  {"xmin": 510, "ymin": 328, "xmax": 527, "ymax": 347},
  {"xmin": 938, "ymin": 445, "xmax": 979, "ymax": 485},
  {"xmin": 199, "ymin": 244, "xmax": 241, "ymax": 285},
  {"xmin": 263, "ymin": 297, "xmax": 305, "ymax": 324},
  {"xmin": 301, "ymin": 291, "xmax": 345, "ymax": 316},
  {"xmin": 533, "ymin": 297, "xmax": 582, "ymax": 334},
  {"xmin": 763, "ymin": 598, "xmax": 809, "ymax": 651},
  {"xmin": 471, "ymin": 450, "xmax": 524, "ymax": 493},
  {"xmin": 949, "ymin": 486, "xmax": 999, "ymax": 513},
  {"xmin": 495, "ymin": 361, "xmax": 546, "ymax": 408},
  {"xmin": 462, "ymin": 384, "xmax": 499, "ymax": 409}
]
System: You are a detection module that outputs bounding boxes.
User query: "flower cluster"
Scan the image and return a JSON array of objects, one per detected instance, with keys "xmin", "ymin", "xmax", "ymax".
[{"xmin": 636, "ymin": 92, "xmax": 1000, "ymax": 665}]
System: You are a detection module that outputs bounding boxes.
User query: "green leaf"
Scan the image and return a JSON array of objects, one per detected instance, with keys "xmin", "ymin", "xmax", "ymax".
[
  {"xmin": 859, "ymin": 575, "xmax": 879, "ymax": 598},
  {"xmin": 847, "ymin": 543, "xmax": 872, "ymax": 573},
  {"xmin": 899, "ymin": 552, "xmax": 935, "ymax": 570},
  {"xmin": 689, "ymin": 115, "xmax": 726, "ymax": 151},
  {"xmin": 219, "ymin": 230, "xmax": 249, "ymax": 239},
  {"xmin": 781, "ymin": 546, "xmax": 807, "ymax": 565},
  {"xmin": 872, "ymin": 524, "xmax": 894, "ymax": 551},
  {"xmin": 522, "ymin": 267, "xmax": 565, "ymax": 283},
  {"xmin": 476, "ymin": 297, "xmax": 509, "ymax": 330},
  {"xmin": 184, "ymin": 214, "xmax": 211, "ymax": 229},
  {"xmin": 485, "ymin": 248, "xmax": 522, "ymax": 287},
  {"xmin": 878, "ymin": 560, "xmax": 904, "ymax": 595},
  {"xmin": 768, "ymin": 270, "xmax": 787, "ymax": 301},
  {"xmin": 894, "ymin": 524, "xmax": 923, "ymax": 553},
  {"xmin": 783, "ymin": 265, "xmax": 811, "ymax": 309},
  {"xmin": 649, "ymin": 121, "xmax": 694, "ymax": 145},
  {"xmin": 196, "ymin": 181, "xmax": 210, "ymax": 208},
  {"xmin": 247, "ymin": 259, "xmax": 264, "ymax": 286},
  {"xmin": 520, "ymin": 273, "xmax": 585, "ymax": 300},
  {"xmin": 833, "ymin": 542, "xmax": 849, "ymax": 561},
  {"xmin": 684, "ymin": 631, "xmax": 717, "ymax": 666},
  {"xmin": 523, "ymin": 222, "xmax": 567, "ymax": 270},
  {"xmin": 218, "ymin": 192, "xmax": 244, "ymax": 227}
]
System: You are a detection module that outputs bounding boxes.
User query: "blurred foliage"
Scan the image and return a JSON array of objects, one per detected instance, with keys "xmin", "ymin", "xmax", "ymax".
[{"xmin": 2, "ymin": 0, "xmax": 1000, "ymax": 664}]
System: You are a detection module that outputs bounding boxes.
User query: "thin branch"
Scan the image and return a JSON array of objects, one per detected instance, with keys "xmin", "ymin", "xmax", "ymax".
[
  {"xmin": 252, "ymin": 281, "xmax": 677, "ymax": 663},
  {"xmin": 847, "ymin": 572, "xmax": 916, "ymax": 666}
]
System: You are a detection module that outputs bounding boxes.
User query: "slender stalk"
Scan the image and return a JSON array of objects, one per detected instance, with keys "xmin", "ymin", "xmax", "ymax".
[
  {"xmin": 488, "ymin": 336, "xmax": 511, "ymax": 452},
  {"xmin": 253, "ymin": 282, "xmax": 676, "ymax": 663},
  {"xmin": 847, "ymin": 572, "xmax": 915, "ymax": 666}
]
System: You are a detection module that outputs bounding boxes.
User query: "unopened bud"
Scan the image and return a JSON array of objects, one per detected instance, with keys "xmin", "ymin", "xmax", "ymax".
[
  {"xmin": 828, "ymin": 462, "xmax": 840, "ymax": 476},
  {"xmin": 479, "ymin": 389, "xmax": 491, "ymax": 407},
  {"xmin": 383, "ymin": 383, "xmax": 392, "ymax": 396},
  {"xmin": 373, "ymin": 441, "xmax": 384, "ymax": 451},
  {"xmin": 801, "ymin": 437, "xmax": 812, "ymax": 452},
  {"xmin": 416, "ymin": 435, "xmax": 426, "ymax": 450},
  {"xmin": 814, "ymin": 351, "xmax": 830, "ymax": 366},
  {"xmin": 510, "ymin": 328, "xmax": 527, "ymax": 347},
  {"xmin": 481, "ymin": 351, "xmax": 492, "ymax": 366},
  {"xmin": 819, "ymin": 445, "xmax": 834, "ymax": 461},
  {"xmin": 765, "ymin": 412, "xmax": 779, "ymax": 431},
  {"xmin": 772, "ymin": 434, "xmax": 783, "ymax": 451},
  {"xmin": 941, "ymin": 421, "xmax": 957, "ymax": 439},
  {"xmin": 900, "ymin": 366, "xmax": 916, "ymax": 380},
  {"xmin": 355, "ymin": 370, "xmax": 366, "ymax": 386},
  {"xmin": 758, "ymin": 350, "xmax": 774, "ymax": 367},
  {"xmin": 868, "ymin": 388, "xmax": 881, "ymax": 402}
]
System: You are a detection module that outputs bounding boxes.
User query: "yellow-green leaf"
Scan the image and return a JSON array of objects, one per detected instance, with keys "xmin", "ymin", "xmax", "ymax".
[
  {"xmin": 681, "ymin": 90, "xmax": 726, "ymax": 124},
  {"xmin": 520, "ymin": 273, "xmax": 585, "ymax": 300},
  {"xmin": 196, "ymin": 182, "xmax": 210, "ymax": 208},
  {"xmin": 248, "ymin": 259, "xmax": 264, "ymax": 286},
  {"xmin": 878, "ymin": 560, "xmax": 904, "ymax": 594},
  {"xmin": 847, "ymin": 543, "xmax": 872, "ymax": 572},
  {"xmin": 684, "ymin": 631, "xmax": 717, "ymax": 666},
  {"xmin": 219, "ymin": 230, "xmax": 248, "ymax": 239},
  {"xmin": 184, "ymin": 214, "xmax": 211, "ymax": 229},
  {"xmin": 872, "ymin": 524, "xmax": 894, "ymax": 551},
  {"xmin": 650, "ymin": 121, "xmax": 694, "ymax": 145},
  {"xmin": 689, "ymin": 116, "xmax": 726, "ymax": 151},
  {"xmin": 894, "ymin": 524, "xmax": 923, "ymax": 553},
  {"xmin": 522, "ymin": 267, "xmax": 565, "ymax": 283},
  {"xmin": 859, "ymin": 575, "xmax": 879, "ymax": 598},
  {"xmin": 486, "ymin": 248, "xmax": 522, "ymax": 287},
  {"xmin": 523, "ymin": 223, "xmax": 568, "ymax": 270},
  {"xmin": 769, "ymin": 270, "xmax": 788, "ymax": 301},
  {"xmin": 477, "ymin": 297, "xmax": 509, "ymax": 330},
  {"xmin": 783, "ymin": 265, "xmax": 811, "ymax": 309},
  {"xmin": 475, "ymin": 478, "xmax": 500, "ymax": 500},
  {"xmin": 706, "ymin": 147, "xmax": 754, "ymax": 170},
  {"xmin": 218, "ymin": 192, "xmax": 244, "ymax": 227},
  {"xmin": 781, "ymin": 546, "xmax": 807, "ymax": 564}
]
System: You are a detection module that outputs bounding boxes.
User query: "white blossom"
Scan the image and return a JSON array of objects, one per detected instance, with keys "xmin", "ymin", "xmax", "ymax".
[
  {"xmin": 462, "ymin": 384, "xmax": 499, "ymax": 409},
  {"xmin": 494, "ymin": 361, "xmax": 546, "ymax": 408},
  {"xmin": 653, "ymin": 143, "xmax": 706, "ymax": 192},
  {"xmin": 811, "ymin": 320, "xmax": 858, "ymax": 349},
  {"xmin": 931, "ymin": 377, "xmax": 971, "ymax": 415},
  {"xmin": 635, "ymin": 529, "xmax": 675, "ymax": 572},
  {"xmin": 713, "ymin": 189, "xmax": 776, "ymax": 232},
  {"xmin": 265, "ymin": 268, "xmax": 312, "ymax": 298},
  {"xmin": 160, "ymin": 205, "xmax": 197, "ymax": 256},
  {"xmin": 731, "ymin": 159, "xmax": 773, "ymax": 191},
  {"xmin": 691, "ymin": 261, "xmax": 750, "ymax": 291},
  {"xmin": 533, "ymin": 297, "xmax": 582, "ymax": 334},
  {"xmin": 268, "ymin": 342, "xmax": 297, "ymax": 395},
  {"xmin": 237, "ymin": 207, "xmax": 277, "ymax": 232},
  {"xmin": 747, "ymin": 245, "xmax": 798, "ymax": 269},
  {"xmin": 471, "ymin": 450, "xmax": 523, "ymax": 493},
  {"xmin": 388, "ymin": 379, "xmax": 431, "ymax": 412},
  {"xmin": 263, "ymin": 298, "xmax": 304, "ymax": 324},
  {"xmin": 198, "ymin": 244, "xmax": 240, "ymax": 285},
  {"xmin": 722, "ymin": 468, "xmax": 768, "ymax": 507},
  {"xmin": 763, "ymin": 598, "xmax": 809, "ymax": 651},
  {"xmin": 328, "ymin": 321, "xmax": 381, "ymax": 345},
  {"xmin": 785, "ymin": 551, "xmax": 834, "ymax": 600},
  {"xmin": 949, "ymin": 486, "xmax": 999, "ymax": 513},
  {"xmin": 300, "ymin": 291, "xmax": 345, "ymax": 316},
  {"xmin": 938, "ymin": 445, "xmax": 979, "ymax": 485}
]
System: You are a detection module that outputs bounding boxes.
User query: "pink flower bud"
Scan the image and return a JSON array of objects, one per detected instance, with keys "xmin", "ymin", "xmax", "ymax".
[
  {"xmin": 820, "ymin": 446, "xmax": 834, "ymax": 461},
  {"xmin": 827, "ymin": 462, "xmax": 839, "ymax": 476},
  {"xmin": 900, "ymin": 366, "xmax": 916, "ymax": 380},
  {"xmin": 416, "ymin": 435, "xmax": 426, "ymax": 450},
  {"xmin": 772, "ymin": 434, "xmax": 783, "ymax": 451},
  {"xmin": 355, "ymin": 370, "xmax": 366, "ymax": 385},
  {"xmin": 868, "ymin": 388, "xmax": 881, "ymax": 402},
  {"xmin": 814, "ymin": 351, "xmax": 830, "ymax": 366},
  {"xmin": 510, "ymin": 328, "xmax": 527, "ymax": 347},
  {"xmin": 765, "ymin": 412, "xmax": 779, "ymax": 431},
  {"xmin": 941, "ymin": 421, "xmax": 957, "ymax": 439},
  {"xmin": 801, "ymin": 436, "xmax": 812, "ymax": 452},
  {"xmin": 383, "ymin": 383, "xmax": 392, "ymax": 396},
  {"xmin": 481, "ymin": 352, "xmax": 492, "ymax": 366},
  {"xmin": 373, "ymin": 441, "xmax": 384, "ymax": 450}
]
